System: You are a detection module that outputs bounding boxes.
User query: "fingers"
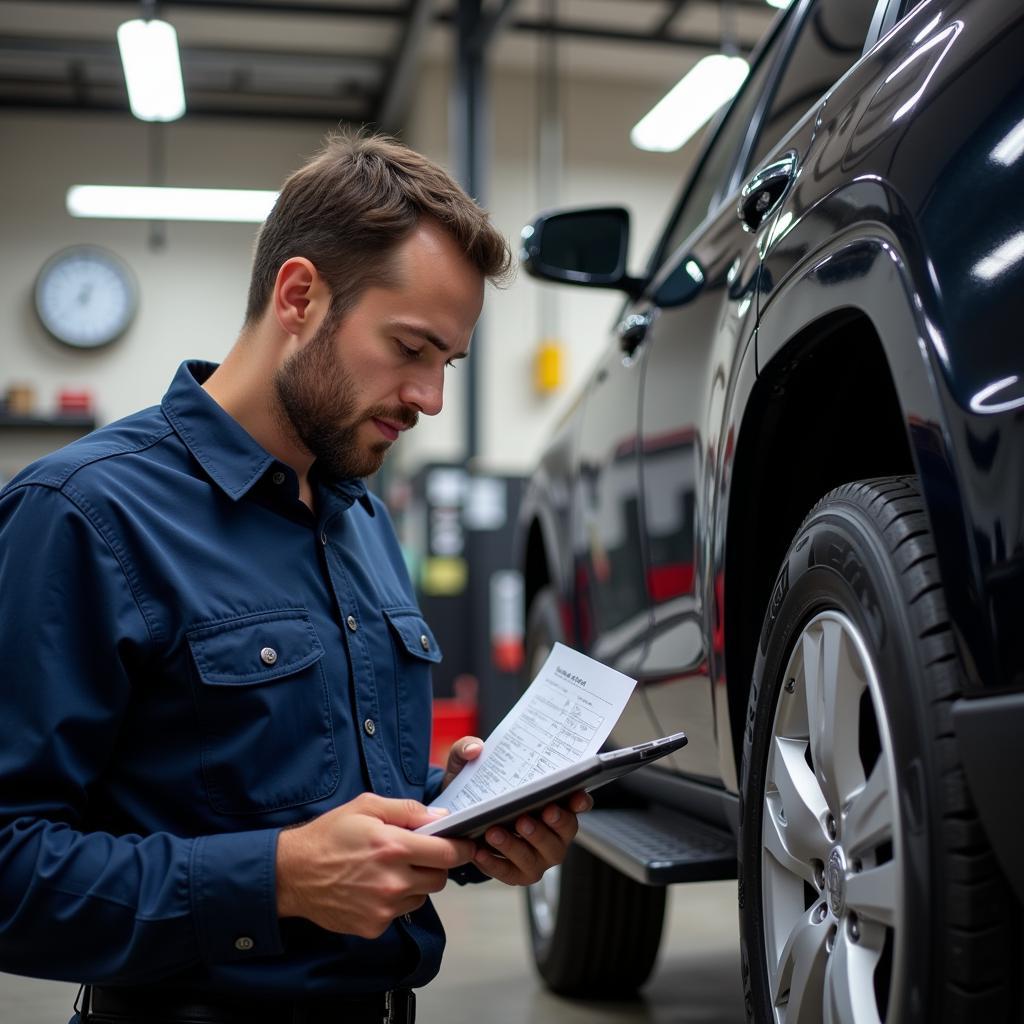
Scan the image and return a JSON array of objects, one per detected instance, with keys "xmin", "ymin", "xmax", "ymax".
[
  {"xmin": 473, "ymin": 802, "xmax": 583, "ymax": 886},
  {"xmin": 354, "ymin": 792, "xmax": 449, "ymax": 830},
  {"xmin": 565, "ymin": 790, "xmax": 595, "ymax": 815},
  {"xmin": 402, "ymin": 832, "xmax": 477, "ymax": 870}
]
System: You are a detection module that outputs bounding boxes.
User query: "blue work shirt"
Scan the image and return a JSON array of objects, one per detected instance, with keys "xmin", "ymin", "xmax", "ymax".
[{"xmin": 0, "ymin": 360, "xmax": 463, "ymax": 996}]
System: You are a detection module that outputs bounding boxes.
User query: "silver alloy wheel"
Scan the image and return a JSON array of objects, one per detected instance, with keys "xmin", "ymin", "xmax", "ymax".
[
  {"xmin": 762, "ymin": 611, "xmax": 905, "ymax": 1024},
  {"xmin": 527, "ymin": 861, "xmax": 562, "ymax": 943}
]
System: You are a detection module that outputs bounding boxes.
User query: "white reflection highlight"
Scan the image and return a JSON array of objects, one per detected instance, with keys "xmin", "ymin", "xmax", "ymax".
[
  {"xmin": 885, "ymin": 21, "xmax": 963, "ymax": 123},
  {"xmin": 972, "ymin": 232, "xmax": 1024, "ymax": 281},
  {"xmin": 924, "ymin": 317, "xmax": 949, "ymax": 369},
  {"xmin": 769, "ymin": 210, "xmax": 795, "ymax": 248},
  {"xmin": 992, "ymin": 119, "xmax": 1024, "ymax": 167},
  {"xmin": 970, "ymin": 376, "xmax": 1024, "ymax": 414},
  {"xmin": 913, "ymin": 14, "xmax": 942, "ymax": 44}
]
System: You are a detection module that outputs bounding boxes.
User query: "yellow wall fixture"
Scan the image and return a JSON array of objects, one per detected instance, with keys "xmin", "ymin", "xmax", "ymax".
[{"xmin": 534, "ymin": 338, "xmax": 564, "ymax": 394}]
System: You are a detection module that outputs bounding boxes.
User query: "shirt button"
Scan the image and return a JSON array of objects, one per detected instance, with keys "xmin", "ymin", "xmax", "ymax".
[
  {"xmin": 320, "ymin": 531, "xmax": 327, "ymax": 545},
  {"xmin": 271, "ymin": 471, "xmax": 286, "ymax": 485},
  {"xmin": 234, "ymin": 936, "xmax": 254, "ymax": 952},
  {"xmin": 419, "ymin": 634, "xmax": 430, "ymax": 651},
  {"xmin": 260, "ymin": 647, "xmax": 278, "ymax": 666},
  {"xmin": 403, "ymin": 913, "xmax": 413, "ymax": 925},
  {"xmin": 347, "ymin": 615, "xmax": 358, "ymax": 632},
  {"xmin": 364, "ymin": 718, "xmax": 376, "ymax": 737}
]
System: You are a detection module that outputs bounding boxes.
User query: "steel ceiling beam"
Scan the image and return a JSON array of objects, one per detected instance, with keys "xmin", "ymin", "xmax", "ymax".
[
  {"xmin": 440, "ymin": 14, "xmax": 760, "ymax": 51},
  {"xmin": 0, "ymin": 0, "xmax": 408, "ymax": 17},
  {"xmin": 655, "ymin": 0, "xmax": 691, "ymax": 38}
]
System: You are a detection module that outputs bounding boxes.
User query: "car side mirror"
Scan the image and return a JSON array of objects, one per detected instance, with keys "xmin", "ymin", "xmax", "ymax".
[{"xmin": 520, "ymin": 207, "xmax": 644, "ymax": 297}]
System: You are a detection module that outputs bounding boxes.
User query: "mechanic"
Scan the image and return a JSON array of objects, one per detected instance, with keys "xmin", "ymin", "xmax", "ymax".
[{"xmin": 0, "ymin": 130, "xmax": 591, "ymax": 1024}]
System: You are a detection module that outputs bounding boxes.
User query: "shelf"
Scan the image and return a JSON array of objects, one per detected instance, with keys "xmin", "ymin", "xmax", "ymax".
[{"xmin": 0, "ymin": 415, "xmax": 96, "ymax": 431}]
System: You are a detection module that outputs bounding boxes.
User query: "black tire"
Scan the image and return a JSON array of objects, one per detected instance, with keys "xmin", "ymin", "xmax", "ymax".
[
  {"xmin": 523, "ymin": 585, "xmax": 666, "ymax": 998},
  {"xmin": 738, "ymin": 477, "xmax": 1017, "ymax": 1023}
]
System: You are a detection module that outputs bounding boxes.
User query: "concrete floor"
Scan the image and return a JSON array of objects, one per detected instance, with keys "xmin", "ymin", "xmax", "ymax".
[{"xmin": 0, "ymin": 880, "xmax": 744, "ymax": 1024}]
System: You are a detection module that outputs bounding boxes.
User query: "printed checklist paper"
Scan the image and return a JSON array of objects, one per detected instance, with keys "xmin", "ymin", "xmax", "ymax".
[{"xmin": 429, "ymin": 642, "xmax": 637, "ymax": 814}]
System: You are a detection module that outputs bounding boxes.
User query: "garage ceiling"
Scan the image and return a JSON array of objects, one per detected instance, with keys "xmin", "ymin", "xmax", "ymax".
[{"xmin": 0, "ymin": 0, "xmax": 777, "ymax": 128}]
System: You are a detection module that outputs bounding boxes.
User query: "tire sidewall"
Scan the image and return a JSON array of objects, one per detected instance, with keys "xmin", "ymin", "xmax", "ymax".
[{"xmin": 739, "ymin": 503, "xmax": 937, "ymax": 1023}]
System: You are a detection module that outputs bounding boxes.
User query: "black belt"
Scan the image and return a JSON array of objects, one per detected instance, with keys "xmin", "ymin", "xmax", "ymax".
[{"xmin": 78, "ymin": 985, "xmax": 415, "ymax": 1024}]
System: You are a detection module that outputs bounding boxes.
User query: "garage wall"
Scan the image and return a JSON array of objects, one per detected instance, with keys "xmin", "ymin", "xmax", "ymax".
[
  {"xmin": 0, "ymin": 112, "xmax": 325, "ymax": 477},
  {"xmin": 0, "ymin": 55, "xmax": 701, "ymax": 480}
]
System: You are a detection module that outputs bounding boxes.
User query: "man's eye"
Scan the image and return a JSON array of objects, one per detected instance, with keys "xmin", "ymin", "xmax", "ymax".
[
  {"xmin": 396, "ymin": 341, "xmax": 421, "ymax": 359},
  {"xmin": 445, "ymin": 359, "xmax": 458, "ymax": 370}
]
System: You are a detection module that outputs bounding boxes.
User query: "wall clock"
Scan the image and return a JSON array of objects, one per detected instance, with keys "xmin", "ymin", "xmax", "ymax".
[{"xmin": 34, "ymin": 245, "xmax": 138, "ymax": 349}]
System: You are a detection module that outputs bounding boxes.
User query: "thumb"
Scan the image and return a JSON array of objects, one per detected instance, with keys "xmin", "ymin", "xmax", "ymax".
[
  {"xmin": 357, "ymin": 794, "xmax": 448, "ymax": 829},
  {"xmin": 446, "ymin": 736, "xmax": 483, "ymax": 775}
]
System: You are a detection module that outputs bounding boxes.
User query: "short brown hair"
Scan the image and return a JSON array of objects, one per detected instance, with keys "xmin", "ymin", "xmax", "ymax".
[{"xmin": 244, "ymin": 129, "xmax": 512, "ymax": 327}]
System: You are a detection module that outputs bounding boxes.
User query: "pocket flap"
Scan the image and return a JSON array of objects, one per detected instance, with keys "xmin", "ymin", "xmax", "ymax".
[
  {"xmin": 383, "ymin": 608, "xmax": 442, "ymax": 664},
  {"xmin": 187, "ymin": 609, "xmax": 324, "ymax": 686}
]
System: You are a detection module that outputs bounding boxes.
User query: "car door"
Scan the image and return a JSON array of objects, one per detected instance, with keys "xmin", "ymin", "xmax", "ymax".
[
  {"xmin": 628, "ymin": 13, "xmax": 795, "ymax": 783},
  {"xmin": 569, "ymin": 303, "xmax": 664, "ymax": 750},
  {"xmin": 636, "ymin": 0, "xmax": 883, "ymax": 785}
]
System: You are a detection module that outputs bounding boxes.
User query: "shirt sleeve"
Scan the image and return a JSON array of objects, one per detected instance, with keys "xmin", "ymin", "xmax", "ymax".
[{"xmin": 0, "ymin": 483, "xmax": 283, "ymax": 983}]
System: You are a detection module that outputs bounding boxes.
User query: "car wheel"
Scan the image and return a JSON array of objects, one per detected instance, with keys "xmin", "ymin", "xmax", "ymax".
[
  {"xmin": 739, "ymin": 476, "xmax": 1017, "ymax": 1023},
  {"xmin": 523, "ymin": 585, "xmax": 666, "ymax": 997}
]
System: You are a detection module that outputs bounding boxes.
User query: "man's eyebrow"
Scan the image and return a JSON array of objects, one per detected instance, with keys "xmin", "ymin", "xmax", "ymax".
[{"xmin": 390, "ymin": 321, "xmax": 468, "ymax": 359}]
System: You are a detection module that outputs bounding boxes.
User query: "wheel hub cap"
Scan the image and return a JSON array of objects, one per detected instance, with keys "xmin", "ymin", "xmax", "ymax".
[{"xmin": 826, "ymin": 846, "xmax": 846, "ymax": 919}]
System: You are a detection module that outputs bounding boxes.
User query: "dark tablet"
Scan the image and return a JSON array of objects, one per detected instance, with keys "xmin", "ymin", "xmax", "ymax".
[{"xmin": 416, "ymin": 731, "xmax": 688, "ymax": 839}]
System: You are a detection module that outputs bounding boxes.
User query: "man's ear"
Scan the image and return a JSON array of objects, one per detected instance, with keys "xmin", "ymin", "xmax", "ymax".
[{"xmin": 272, "ymin": 257, "xmax": 330, "ymax": 339}]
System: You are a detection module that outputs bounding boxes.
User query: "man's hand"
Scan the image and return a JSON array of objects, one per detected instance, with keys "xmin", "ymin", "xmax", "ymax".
[
  {"xmin": 442, "ymin": 735, "xmax": 595, "ymax": 887},
  {"xmin": 275, "ymin": 793, "xmax": 475, "ymax": 938},
  {"xmin": 472, "ymin": 791, "xmax": 594, "ymax": 886}
]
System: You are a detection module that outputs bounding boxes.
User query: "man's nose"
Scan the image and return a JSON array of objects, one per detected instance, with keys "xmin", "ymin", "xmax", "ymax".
[{"xmin": 400, "ymin": 373, "xmax": 443, "ymax": 417}]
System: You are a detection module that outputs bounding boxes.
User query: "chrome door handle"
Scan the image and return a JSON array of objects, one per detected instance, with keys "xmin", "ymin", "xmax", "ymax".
[
  {"xmin": 737, "ymin": 151, "xmax": 798, "ymax": 231},
  {"xmin": 617, "ymin": 310, "xmax": 653, "ymax": 354}
]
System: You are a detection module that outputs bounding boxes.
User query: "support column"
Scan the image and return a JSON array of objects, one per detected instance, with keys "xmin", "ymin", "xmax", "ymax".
[{"xmin": 451, "ymin": 0, "xmax": 486, "ymax": 462}]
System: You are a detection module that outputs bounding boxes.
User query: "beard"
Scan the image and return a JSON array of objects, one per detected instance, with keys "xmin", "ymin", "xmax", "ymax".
[{"xmin": 274, "ymin": 314, "xmax": 418, "ymax": 480}]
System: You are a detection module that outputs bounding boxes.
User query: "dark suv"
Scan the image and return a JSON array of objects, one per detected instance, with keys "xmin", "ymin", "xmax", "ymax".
[{"xmin": 514, "ymin": 0, "xmax": 1024, "ymax": 1021}]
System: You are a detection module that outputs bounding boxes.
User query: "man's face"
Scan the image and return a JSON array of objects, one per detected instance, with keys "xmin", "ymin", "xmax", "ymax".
[{"xmin": 275, "ymin": 220, "xmax": 484, "ymax": 480}]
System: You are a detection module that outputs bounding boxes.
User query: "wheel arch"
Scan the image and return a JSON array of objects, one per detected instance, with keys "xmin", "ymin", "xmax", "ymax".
[{"xmin": 723, "ymin": 303, "xmax": 919, "ymax": 779}]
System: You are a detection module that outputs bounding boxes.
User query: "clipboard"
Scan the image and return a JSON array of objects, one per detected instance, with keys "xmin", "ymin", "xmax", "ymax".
[{"xmin": 415, "ymin": 731, "xmax": 687, "ymax": 839}]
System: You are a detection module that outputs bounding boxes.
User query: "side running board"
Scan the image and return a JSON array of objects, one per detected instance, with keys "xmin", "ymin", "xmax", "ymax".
[{"xmin": 576, "ymin": 807, "xmax": 737, "ymax": 886}]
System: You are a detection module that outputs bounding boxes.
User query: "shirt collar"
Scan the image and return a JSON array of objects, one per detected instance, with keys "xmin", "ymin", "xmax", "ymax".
[{"xmin": 160, "ymin": 360, "xmax": 374, "ymax": 515}]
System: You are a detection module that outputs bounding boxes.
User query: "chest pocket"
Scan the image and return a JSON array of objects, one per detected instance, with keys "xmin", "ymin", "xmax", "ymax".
[
  {"xmin": 384, "ymin": 608, "xmax": 441, "ymax": 787},
  {"xmin": 188, "ymin": 608, "xmax": 339, "ymax": 815}
]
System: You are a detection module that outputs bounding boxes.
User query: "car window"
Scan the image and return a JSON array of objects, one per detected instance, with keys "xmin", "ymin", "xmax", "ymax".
[
  {"xmin": 651, "ymin": 18, "xmax": 790, "ymax": 273},
  {"xmin": 744, "ymin": 0, "xmax": 879, "ymax": 173}
]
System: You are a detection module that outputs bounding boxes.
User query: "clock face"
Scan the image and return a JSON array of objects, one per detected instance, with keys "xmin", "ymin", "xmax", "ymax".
[{"xmin": 34, "ymin": 245, "xmax": 138, "ymax": 348}]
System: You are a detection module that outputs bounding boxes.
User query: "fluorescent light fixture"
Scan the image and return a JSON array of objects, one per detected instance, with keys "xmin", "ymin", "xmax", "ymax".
[
  {"xmin": 765, "ymin": 0, "xmax": 791, "ymax": 8},
  {"xmin": 117, "ymin": 18, "xmax": 186, "ymax": 122},
  {"xmin": 631, "ymin": 54, "xmax": 749, "ymax": 153},
  {"xmin": 67, "ymin": 185, "xmax": 279, "ymax": 223}
]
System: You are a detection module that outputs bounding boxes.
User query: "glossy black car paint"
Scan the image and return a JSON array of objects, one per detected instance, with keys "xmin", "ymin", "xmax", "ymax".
[{"xmin": 517, "ymin": 0, "xmax": 1024, "ymax": 905}]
